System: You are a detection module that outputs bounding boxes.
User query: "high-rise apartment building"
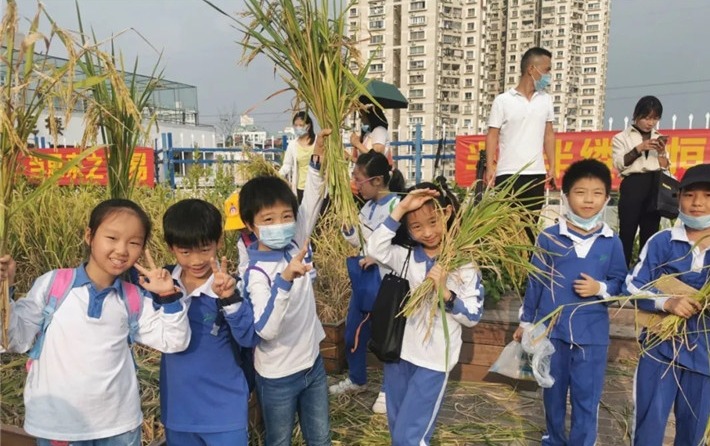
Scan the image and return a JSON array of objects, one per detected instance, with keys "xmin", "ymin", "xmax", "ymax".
[{"xmin": 347, "ymin": 0, "xmax": 611, "ymax": 183}]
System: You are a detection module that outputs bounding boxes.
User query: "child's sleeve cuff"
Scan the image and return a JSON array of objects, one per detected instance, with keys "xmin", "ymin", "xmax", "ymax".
[
  {"xmin": 383, "ymin": 216, "xmax": 401, "ymax": 232},
  {"xmin": 274, "ymin": 274, "xmax": 294, "ymax": 292}
]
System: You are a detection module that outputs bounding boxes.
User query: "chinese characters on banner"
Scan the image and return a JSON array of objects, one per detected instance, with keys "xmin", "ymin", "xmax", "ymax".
[
  {"xmin": 19, "ymin": 147, "xmax": 155, "ymax": 186},
  {"xmin": 455, "ymin": 130, "xmax": 710, "ymax": 190}
]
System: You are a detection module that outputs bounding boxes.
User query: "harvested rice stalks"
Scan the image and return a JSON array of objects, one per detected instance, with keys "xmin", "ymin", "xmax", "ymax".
[{"xmin": 237, "ymin": 148, "xmax": 280, "ymax": 181}]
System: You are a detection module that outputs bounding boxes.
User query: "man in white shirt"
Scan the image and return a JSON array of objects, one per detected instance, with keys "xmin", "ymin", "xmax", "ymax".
[{"xmin": 484, "ymin": 47, "xmax": 556, "ymax": 241}]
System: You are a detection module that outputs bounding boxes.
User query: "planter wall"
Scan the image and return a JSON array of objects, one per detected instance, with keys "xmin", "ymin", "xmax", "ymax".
[{"xmin": 320, "ymin": 319, "xmax": 347, "ymax": 374}]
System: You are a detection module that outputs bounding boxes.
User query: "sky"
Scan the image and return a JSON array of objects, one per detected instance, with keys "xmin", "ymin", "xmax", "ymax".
[{"xmin": 9, "ymin": 0, "xmax": 710, "ymax": 133}]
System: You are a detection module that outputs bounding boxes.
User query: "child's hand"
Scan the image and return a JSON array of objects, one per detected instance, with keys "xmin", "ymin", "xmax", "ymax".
[
  {"xmin": 350, "ymin": 132, "xmax": 361, "ymax": 148},
  {"xmin": 211, "ymin": 256, "xmax": 238, "ymax": 299},
  {"xmin": 573, "ymin": 273, "xmax": 601, "ymax": 298},
  {"xmin": 135, "ymin": 249, "xmax": 178, "ymax": 295},
  {"xmin": 282, "ymin": 244, "xmax": 312, "ymax": 282},
  {"xmin": 663, "ymin": 296, "xmax": 702, "ymax": 318},
  {"xmin": 392, "ymin": 189, "xmax": 440, "ymax": 220},
  {"xmin": 314, "ymin": 129, "xmax": 332, "ymax": 157},
  {"xmin": 0, "ymin": 255, "xmax": 17, "ymax": 285},
  {"xmin": 427, "ymin": 264, "xmax": 452, "ymax": 301},
  {"xmin": 513, "ymin": 326, "xmax": 525, "ymax": 342},
  {"xmin": 359, "ymin": 256, "xmax": 377, "ymax": 269}
]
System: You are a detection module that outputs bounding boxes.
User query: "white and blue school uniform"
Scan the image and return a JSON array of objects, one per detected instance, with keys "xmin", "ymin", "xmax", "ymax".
[
  {"xmin": 244, "ymin": 161, "xmax": 331, "ymax": 445},
  {"xmin": 520, "ymin": 220, "xmax": 627, "ymax": 446},
  {"xmin": 626, "ymin": 226, "xmax": 710, "ymax": 446},
  {"xmin": 160, "ymin": 266, "xmax": 258, "ymax": 445},
  {"xmin": 4, "ymin": 264, "xmax": 190, "ymax": 442},
  {"xmin": 341, "ymin": 192, "xmax": 399, "ymax": 385},
  {"xmin": 367, "ymin": 216, "xmax": 484, "ymax": 446}
]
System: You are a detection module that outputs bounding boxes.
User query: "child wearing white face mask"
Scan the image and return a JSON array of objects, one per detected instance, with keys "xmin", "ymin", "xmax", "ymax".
[
  {"xmin": 279, "ymin": 111, "xmax": 316, "ymax": 203},
  {"xmin": 239, "ymin": 130, "xmax": 332, "ymax": 446},
  {"xmin": 627, "ymin": 163, "xmax": 710, "ymax": 446},
  {"xmin": 513, "ymin": 159, "xmax": 628, "ymax": 446}
]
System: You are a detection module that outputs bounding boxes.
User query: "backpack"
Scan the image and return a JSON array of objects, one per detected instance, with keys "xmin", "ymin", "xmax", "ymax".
[
  {"xmin": 26, "ymin": 268, "xmax": 143, "ymax": 371},
  {"xmin": 165, "ymin": 264, "xmax": 257, "ymax": 393}
]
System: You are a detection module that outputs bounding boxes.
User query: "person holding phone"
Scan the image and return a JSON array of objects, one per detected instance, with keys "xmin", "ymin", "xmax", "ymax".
[{"xmin": 611, "ymin": 95, "xmax": 670, "ymax": 267}]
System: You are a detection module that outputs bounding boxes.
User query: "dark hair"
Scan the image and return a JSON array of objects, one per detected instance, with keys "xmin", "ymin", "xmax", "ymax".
[
  {"xmin": 239, "ymin": 175, "xmax": 298, "ymax": 227},
  {"xmin": 361, "ymin": 105, "xmax": 388, "ymax": 139},
  {"xmin": 355, "ymin": 150, "xmax": 406, "ymax": 193},
  {"xmin": 632, "ymin": 95, "xmax": 663, "ymax": 121},
  {"xmin": 88, "ymin": 199, "xmax": 152, "ymax": 244},
  {"xmin": 520, "ymin": 47, "xmax": 552, "ymax": 74},
  {"xmin": 293, "ymin": 111, "xmax": 316, "ymax": 145},
  {"xmin": 561, "ymin": 159, "xmax": 612, "ymax": 195},
  {"xmin": 163, "ymin": 199, "xmax": 222, "ymax": 248},
  {"xmin": 393, "ymin": 180, "xmax": 460, "ymax": 247}
]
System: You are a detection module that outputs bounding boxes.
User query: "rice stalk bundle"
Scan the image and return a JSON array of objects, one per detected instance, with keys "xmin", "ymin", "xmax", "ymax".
[
  {"xmin": 215, "ymin": 0, "xmax": 372, "ymax": 229},
  {"xmin": 402, "ymin": 176, "xmax": 541, "ymax": 320},
  {"xmin": 237, "ymin": 148, "xmax": 280, "ymax": 181}
]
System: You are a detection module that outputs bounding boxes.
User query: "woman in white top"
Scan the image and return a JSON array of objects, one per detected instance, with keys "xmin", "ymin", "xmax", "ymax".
[
  {"xmin": 350, "ymin": 104, "xmax": 392, "ymax": 164},
  {"xmin": 280, "ymin": 111, "xmax": 316, "ymax": 203}
]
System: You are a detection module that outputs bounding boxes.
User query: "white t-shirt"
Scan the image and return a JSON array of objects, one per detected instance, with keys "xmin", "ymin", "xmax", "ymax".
[
  {"xmin": 364, "ymin": 126, "xmax": 391, "ymax": 159},
  {"xmin": 488, "ymin": 88, "xmax": 554, "ymax": 176}
]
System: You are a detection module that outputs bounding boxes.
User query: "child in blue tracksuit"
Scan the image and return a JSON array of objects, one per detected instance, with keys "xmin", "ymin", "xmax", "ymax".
[
  {"xmin": 329, "ymin": 150, "xmax": 405, "ymax": 414},
  {"xmin": 367, "ymin": 182, "xmax": 484, "ymax": 445},
  {"xmin": 626, "ymin": 163, "xmax": 710, "ymax": 446},
  {"xmin": 239, "ymin": 130, "xmax": 331, "ymax": 445},
  {"xmin": 160, "ymin": 199, "xmax": 258, "ymax": 445},
  {"xmin": 514, "ymin": 159, "xmax": 627, "ymax": 446}
]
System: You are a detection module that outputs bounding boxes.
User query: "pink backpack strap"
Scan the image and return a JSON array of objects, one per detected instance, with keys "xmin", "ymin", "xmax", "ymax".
[{"xmin": 26, "ymin": 268, "xmax": 77, "ymax": 369}]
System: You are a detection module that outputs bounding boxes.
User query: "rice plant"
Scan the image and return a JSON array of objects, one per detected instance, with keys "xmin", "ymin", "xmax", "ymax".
[{"xmin": 205, "ymin": 0, "xmax": 372, "ymax": 229}]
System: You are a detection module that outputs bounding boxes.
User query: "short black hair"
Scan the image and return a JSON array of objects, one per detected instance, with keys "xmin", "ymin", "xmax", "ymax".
[
  {"xmin": 239, "ymin": 175, "xmax": 298, "ymax": 227},
  {"xmin": 163, "ymin": 199, "xmax": 222, "ymax": 248},
  {"xmin": 632, "ymin": 95, "xmax": 663, "ymax": 120},
  {"xmin": 561, "ymin": 159, "xmax": 612, "ymax": 195},
  {"xmin": 520, "ymin": 47, "xmax": 552, "ymax": 74}
]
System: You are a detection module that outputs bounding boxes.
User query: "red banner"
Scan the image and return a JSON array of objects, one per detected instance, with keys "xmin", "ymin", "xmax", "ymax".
[
  {"xmin": 19, "ymin": 147, "xmax": 155, "ymax": 187},
  {"xmin": 455, "ymin": 130, "xmax": 710, "ymax": 190}
]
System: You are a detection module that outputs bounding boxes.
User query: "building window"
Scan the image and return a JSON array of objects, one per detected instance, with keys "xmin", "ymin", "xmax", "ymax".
[
  {"xmin": 410, "ymin": 15, "xmax": 426, "ymax": 25},
  {"xmin": 369, "ymin": 20, "xmax": 384, "ymax": 30},
  {"xmin": 410, "ymin": 1, "xmax": 426, "ymax": 11},
  {"xmin": 369, "ymin": 5, "xmax": 384, "ymax": 15},
  {"xmin": 583, "ymin": 119, "xmax": 593, "ymax": 126},
  {"xmin": 464, "ymin": 78, "xmax": 473, "ymax": 87},
  {"xmin": 349, "ymin": 8, "xmax": 358, "ymax": 17},
  {"xmin": 586, "ymin": 35, "xmax": 599, "ymax": 42},
  {"xmin": 409, "ymin": 60, "xmax": 425, "ymax": 69},
  {"xmin": 442, "ymin": 35, "xmax": 460, "ymax": 45},
  {"xmin": 410, "ymin": 30, "xmax": 425, "ymax": 40},
  {"xmin": 409, "ymin": 88, "xmax": 424, "ymax": 98},
  {"xmin": 370, "ymin": 35, "xmax": 384, "ymax": 44},
  {"xmin": 410, "ymin": 45, "xmax": 424, "ymax": 55},
  {"xmin": 370, "ymin": 49, "xmax": 383, "ymax": 58},
  {"xmin": 465, "ymin": 50, "xmax": 475, "ymax": 59},
  {"xmin": 585, "ymin": 45, "xmax": 598, "ymax": 53},
  {"xmin": 586, "ymin": 24, "xmax": 599, "ymax": 32},
  {"xmin": 583, "ymin": 67, "xmax": 597, "ymax": 74},
  {"xmin": 556, "ymin": 62, "xmax": 563, "ymax": 69},
  {"xmin": 466, "ymin": 22, "xmax": 476, "ymax": 31},
  {"xmin": 589, "ymin": 2, "xmax": 600, "ymax": 9},
  {"xmin": 409, "ymin": 103, "xmax": 424, "ymax": 111},
  {"xmin": 588, "ymin": 13, "xmax": 600, "ymax": 21},
  {"xmin": 370, "ymin": 63, "xmax": 384, "ymax": 72},
  {"xmin": 582, "ymin": 88, "xmax": 595, "ymax": 95},
  {"xmin": 464, "ymin": 92, "xmax": 473, "ymax": 100},
  {"xmin": 466, "ymin": 36, "xmax": 475, "ymax": 45},
  {"xmin": 409, "ymin": 74, "xmax": 424, "ymax": 84}
]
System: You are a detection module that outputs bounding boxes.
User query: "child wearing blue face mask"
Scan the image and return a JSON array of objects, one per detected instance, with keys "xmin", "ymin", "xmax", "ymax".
[
  {"xmin": 238, "ymin": 129, "xmax": 332, "ymax": 446},
  {"xmin": 626, "ymin": 163, "xmax": 710, "ymax": 446},
  {"xmin": 513, "ymin": 159, "xmax": 628, "ymax": 446},
  {"xmin": 279, "ymin": 111, "xmax": 316, "ymax": 203}
]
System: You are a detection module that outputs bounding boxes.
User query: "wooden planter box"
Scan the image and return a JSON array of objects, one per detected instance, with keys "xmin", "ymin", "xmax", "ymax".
[{"xmin": 320, "ymin": 319, "xmax": 347, "ymax": 374}]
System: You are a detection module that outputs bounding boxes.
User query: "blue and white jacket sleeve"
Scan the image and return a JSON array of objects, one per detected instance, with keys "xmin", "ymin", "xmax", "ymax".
[
  {"xmin": 135, "ymin": 290, "xmax": 191, "ymax": 353},
  {"xmin": 248, "ymin": 270, "xmax": 292, "ymax": 341},
  {"xmin": 446, "ymin": 264, "xmax": 484, "ymax": 327},
  {"xmin": 5, "ymin": 272, "xmax": 52, "ymax": 353},
  {"xmin": 342, "ymin": 221, "xmax": 362, "ymax": 249},
  {"xmin": 366, "ymin": 216, "xmax": 411, "ymax": 273},
  {"xmin": 224, "ymin": 297, "xmax": 259, "ymax": 348},
  {"xmin": 520, "ymin": 234, "xmax": 550, "ymax": 327},
  {"xmin": 625, "ymin": 233, "xmax": 668, "ymax": 313},
  {"xmin": 293, "ymin": 159, "xmax": 325, "ymax": 249},
  {"xmin": 598, "ymin": 236, "xmax": 628, "ymax": 299}
]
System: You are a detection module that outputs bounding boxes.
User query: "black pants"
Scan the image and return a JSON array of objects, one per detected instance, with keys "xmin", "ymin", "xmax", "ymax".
[
  {"xmin": 618, "ymin": 172, "xmax": 661, "ymax": 267},
  {"xmin": 495, "ymin": 174, "xmax": 546, "ymax": 244}
]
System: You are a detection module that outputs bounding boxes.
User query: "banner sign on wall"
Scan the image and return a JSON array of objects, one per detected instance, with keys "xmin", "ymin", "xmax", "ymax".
[
  {"xmin": 19, "ymin": 147, "xmax": 155, "ymax": 186},
  {"xmin": 455, "ymin": 130, "xmax": 710, "ymax": 190}
]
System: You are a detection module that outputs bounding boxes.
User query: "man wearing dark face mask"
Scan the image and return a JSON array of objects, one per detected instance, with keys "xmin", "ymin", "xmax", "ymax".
[{"xmin": 484, "ymin": 46, "xmax": 556, "ymax": 242}]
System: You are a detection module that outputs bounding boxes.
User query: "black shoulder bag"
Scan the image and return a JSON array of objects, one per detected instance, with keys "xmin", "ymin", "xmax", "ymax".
[{"xmin": 368, "ymin": 248, "xmax": 412, "ymax": 363}]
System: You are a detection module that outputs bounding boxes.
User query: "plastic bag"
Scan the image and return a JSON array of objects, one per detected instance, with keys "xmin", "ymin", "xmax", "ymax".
[
  {"xmin": 521, "ymin": 324, "xmax": 556, "ymax": 388},
  {"xmin": 489, "ymin": 341, "xmax": 535, "ymax": 381}
]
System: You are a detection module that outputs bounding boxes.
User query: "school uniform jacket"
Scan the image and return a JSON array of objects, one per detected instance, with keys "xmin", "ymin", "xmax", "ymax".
[
  {"xmin": 245, "ymin": 161, "xmax": 326, "ymax": 379},
  {"xmin": 520, "ymin": 220, "xmax": 627, "ymax": 346},
  {"xmin": 5, "ymin": 264, "xmax": 190, "ymax": 441},
  {"xmin": 160, "ymin": 267, "xmax": 258, "ymax": 433},
  {"xmin": 367, "ymin": 216, "xmax": 484, "ymax": 372},
  {"xmin": 626, "ymin": 226, "xmax": 710, "ymax": 376}
]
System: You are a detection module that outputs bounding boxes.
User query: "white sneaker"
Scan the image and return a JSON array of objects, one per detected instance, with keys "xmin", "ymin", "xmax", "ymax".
[
  {"xmin": 372, "ymin": 391, "xmax": 387, "ymax": 414},
  {"xmin": 329, "ymin": 378, "xmax": 364, "ymax": 395}
]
